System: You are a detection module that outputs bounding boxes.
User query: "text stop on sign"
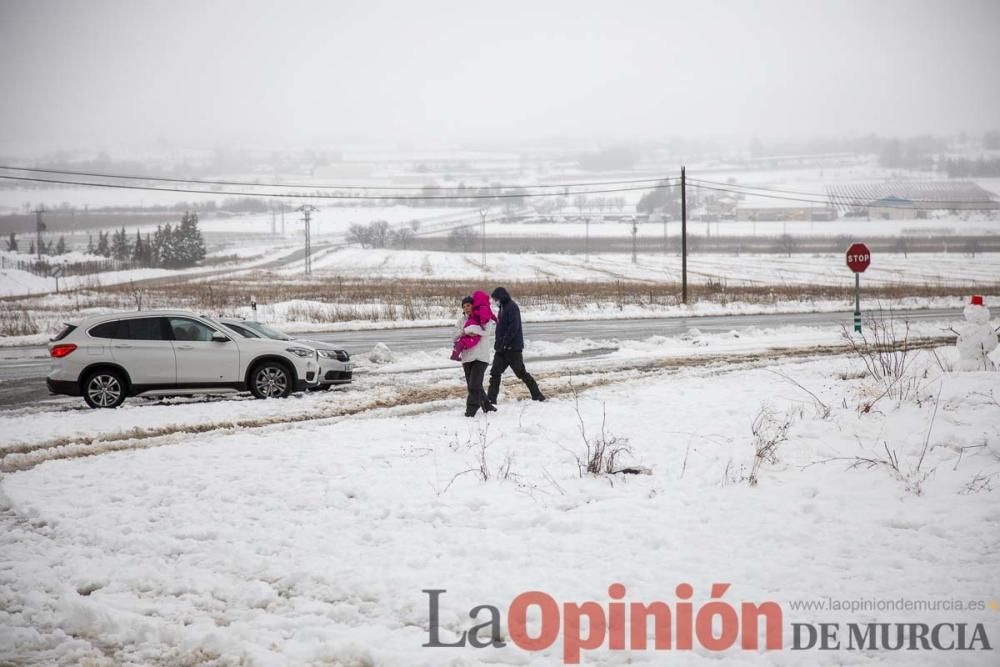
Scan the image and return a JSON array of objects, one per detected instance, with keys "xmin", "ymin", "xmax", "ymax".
[{"xmin": 846, "ymin": 242, "xmax": 871, "ymax": 273}]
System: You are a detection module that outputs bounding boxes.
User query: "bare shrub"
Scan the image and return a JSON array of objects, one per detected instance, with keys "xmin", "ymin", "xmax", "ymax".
[
  {"xmin": 748, "ymin": 404, "xmax": 790, "ymax": 486},
  {"xmin": 961, "ymin": 471, "xmax": 995, "ymax": 495},
  {"xmin": 843, "ymin": 442, "xmax": 936, "ymax": 496},
  {"xmin": 572, "ymin": 399, "xmax": 633, "ymax": 477},
  {"xmin": 811, "ymin": 385, "xmax": 943, "ymax": 495},
  {"xmin": 842, "ymin": 306, "xmax": 927, "ymax": 411},
  {"xmin": 449, "ymin": 419, "xmax": 517, "ymax": 484},
  {"xmin": 0, "ymin": 303, "xmax": 40, "ymax": 337}
]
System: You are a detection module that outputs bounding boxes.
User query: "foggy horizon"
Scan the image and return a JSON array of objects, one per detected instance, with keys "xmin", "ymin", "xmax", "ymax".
[{"xmin": 2, "ymin": 0, "xmax": 999, "ymax": 157}]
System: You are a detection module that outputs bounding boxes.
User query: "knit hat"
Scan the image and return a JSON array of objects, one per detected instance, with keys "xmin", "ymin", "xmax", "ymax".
[{"xmin": 461, "ymin": 295, "xmax": 474, "ymax": 305}]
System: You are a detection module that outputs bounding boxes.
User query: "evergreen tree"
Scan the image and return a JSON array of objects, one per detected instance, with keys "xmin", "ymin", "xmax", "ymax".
[
  {"xmin": 96, "ymin": 231, "xmax": 111, "ymax": 257},
  {"xmin": 111, "ymin": 226, "xmax": 131, "ymax": 260},
  {"xmin": 55, "ymin": 236, "xmax": 67, "ymax": 255},
  {"xmin": 86, "ymin": 234, "xmax": 95, "ymax": 255},
  {"xmin": 28, "ymin": 240, "xmax": 35, "ymax": 255},
  {"xmin": 132, "ymin": 230, "xmax": 145, "ymax": 264},
  {"xmin": 159, "ymin": 224, "xmax": 180, "ymax": 268},
  {"xmin": 144, "ymin": 232, "xmax": 155, "ymax": 266},
  {"xmin": 6, "ymin": 232, "xmax": 16, "ymax": 252},
  {"xmin": 177, "ymin": 212, "xmax": 206, "ymax": 265}
]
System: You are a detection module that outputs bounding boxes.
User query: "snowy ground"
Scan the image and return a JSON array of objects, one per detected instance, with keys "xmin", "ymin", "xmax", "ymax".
[
  {"xmin": 0, "ymin": 244, "xmax": 299, "ymax": 298},
  {"xmin": 477, "ymin": 215, "xmax": 1000, "ymax": 239},
  {"xmin": 287, "ymin": 248, "xmax": 1000, "ymax": 288},
  {"xmin": 2, "ymin": 322, "xmax": 999, "ymax": 664}
]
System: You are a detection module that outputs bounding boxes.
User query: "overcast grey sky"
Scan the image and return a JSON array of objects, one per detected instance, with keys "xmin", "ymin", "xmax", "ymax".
[{"xmin": 1, "ymin": 0, "xmax": 998, "ymax": 153}]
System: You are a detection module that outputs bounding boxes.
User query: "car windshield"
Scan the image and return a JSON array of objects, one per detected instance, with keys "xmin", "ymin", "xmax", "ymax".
[
  {"xmin": 243, "ymin": 321, "xmax": 293, "ymax": 341},
  {"xmin": 220, "ymin": 322, "xmax": 260, "ymax": 338},
  {"xmin": 198, "ymin": 316, "xmax": 227, "ymax": 332}
]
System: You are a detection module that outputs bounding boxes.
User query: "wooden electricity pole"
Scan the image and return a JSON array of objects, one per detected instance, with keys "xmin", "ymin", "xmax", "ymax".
[
  {"xmin": 34, "ymin": 206, "xmax": 46, "ymax": 260},
  {"xmin": 681, "ymin": 166, "xmax": 688, "ymax": 304},
  {"xmin": 297, "ymin": 205, "xmax": 318, "ymax": 277}
]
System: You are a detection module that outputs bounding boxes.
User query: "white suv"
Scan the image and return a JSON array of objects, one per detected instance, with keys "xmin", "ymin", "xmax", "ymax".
[{"xmin": 47, "ymin": 310, "xmax": 321, "ymax": 408}]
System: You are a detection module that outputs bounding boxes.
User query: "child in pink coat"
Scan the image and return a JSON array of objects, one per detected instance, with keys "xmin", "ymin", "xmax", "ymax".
[{"xmin": 451, "ymin": 290, "xmax": 497, "ymax": 360}]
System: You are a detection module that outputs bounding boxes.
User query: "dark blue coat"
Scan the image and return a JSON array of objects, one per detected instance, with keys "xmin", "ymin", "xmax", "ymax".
[{"xmin": 491, "ymin": 287, "xmax": 524, "ymax": 351}]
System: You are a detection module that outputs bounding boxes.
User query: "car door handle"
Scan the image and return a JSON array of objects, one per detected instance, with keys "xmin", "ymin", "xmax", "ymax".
[
  {"xmin": 113, "ymin": 344, "xmax": 132, "ymax": 348},
  {"xmin": 176, "ymin": 344, "xmax": 193, "ymax": 349}
]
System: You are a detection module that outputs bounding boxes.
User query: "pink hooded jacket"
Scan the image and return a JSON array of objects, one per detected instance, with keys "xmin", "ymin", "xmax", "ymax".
[{"xmin": 454, "ymin": 290, "xmax": 497, "ymax": 352}]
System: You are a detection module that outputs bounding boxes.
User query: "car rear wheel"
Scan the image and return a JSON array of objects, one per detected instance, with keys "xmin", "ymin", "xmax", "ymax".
[
  {"xmin": 250, "ymin": 362, "xmax": 293, "ymax": 399},
  {"xmin": 82, "ymin": 369, "xmax": 126, "ymax": 409}
]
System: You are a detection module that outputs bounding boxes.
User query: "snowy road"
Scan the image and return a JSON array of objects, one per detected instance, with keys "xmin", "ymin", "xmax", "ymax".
[{"xmin": 0, "ymin": 307, "xmax": 959, "ymax": 409}]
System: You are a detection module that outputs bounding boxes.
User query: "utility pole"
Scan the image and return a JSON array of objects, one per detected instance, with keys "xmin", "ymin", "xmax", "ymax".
[
  {"xmin": 297, "ymin": 205, "xmax": 318, "ymax": 277},
  {"xmin": 631, "ymin": 216, "xmax": 638, "ymax": 264},
  {"xmin": 681, "ymin": 166, "xmax": 688, "ymax": 304},
  {"xmin": 271, "ymin": 206, "xmax": 276, "ymax": 235},
  {"xmin": 281, "ymin": 202, "xmax": 286, "ymax": 235},
  {"xmin": 34, "ymin": 206, "xmax": 46, "ymax": 261},
  {"xmin": 585, "ymin": 216, "xmax": 590, "ymax": 261},
  {"xmin": 479, "ymin": 208, "xmax": 487, "ymax": 272}
]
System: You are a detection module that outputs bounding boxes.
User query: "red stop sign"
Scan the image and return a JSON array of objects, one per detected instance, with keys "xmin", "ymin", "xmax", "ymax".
[{"xmin": 846, "ymin": 242, "xmax": 871, "ymax": 273}]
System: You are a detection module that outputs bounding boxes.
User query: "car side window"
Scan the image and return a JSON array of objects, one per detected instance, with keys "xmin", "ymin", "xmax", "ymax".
[
  {"xmin": 120, "ymin": 317, "xmax": 170, "ymax": 341},
  {"xmin": 228, "ymin": 324, "xmax": 259, "ymax": 338},
  {"xmin": 168, "ymin": 318, "xmax": 216, "ymax": 342},
  {"xmin": 89, "ymin": 321, "xmax": 119, "ymax": 338}
]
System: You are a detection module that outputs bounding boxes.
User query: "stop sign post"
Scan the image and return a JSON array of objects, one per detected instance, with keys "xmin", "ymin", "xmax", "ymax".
[{"xmin": 846, "ymin": 242, "xmax": 871, "ymax": 332}]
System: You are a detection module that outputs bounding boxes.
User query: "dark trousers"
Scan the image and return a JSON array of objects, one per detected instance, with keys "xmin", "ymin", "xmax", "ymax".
[
  {"xmin": 463, "ymin": 360, "xmax": 489, "ymax": 416},
  {"xmin": 487, "ymin": 350, "xmax": 543, "ymax": 402}
]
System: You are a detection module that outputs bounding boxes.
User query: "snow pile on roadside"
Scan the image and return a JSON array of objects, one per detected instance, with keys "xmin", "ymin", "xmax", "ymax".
[
  {"xmin": 368, "ymin": 342, "xmax": 396, "ymax": 364},
  {"xmin": 1, "ymin": 345, "xmax": 997, "ymax": 664}
]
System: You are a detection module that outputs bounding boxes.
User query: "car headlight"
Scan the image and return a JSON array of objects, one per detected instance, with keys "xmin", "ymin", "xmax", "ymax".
[
  {"xmin": 317, "ymin": 349, "xmax": 335, "ymax": 359},
  {"xmin": 286, "ymin": 347, "xmax": 314, "ymax": 358}
]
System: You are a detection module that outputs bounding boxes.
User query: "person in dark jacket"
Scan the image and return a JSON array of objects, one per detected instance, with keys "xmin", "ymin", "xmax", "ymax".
[{"xmin": 487, "ymin": 286, "xmax": 546, "ymax": 403}]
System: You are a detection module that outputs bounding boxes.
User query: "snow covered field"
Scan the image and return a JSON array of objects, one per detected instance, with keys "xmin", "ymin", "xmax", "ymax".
[
  {"xmin": 3, "ymin": 245, "xmax": 997, "ymax": 346},
  {"xmin": 478, "ymin": 215, "xmax": 1000, "ymax": 239},
  {"xmin": 1, "ymin": 325, "xmax": 998, "ymax": 665},
  {"xmin": 0, "ymin": 244, "xmax": 298, "ymax": 298},
  {"xmin": 290, "ymin": 247, "xmax": 1000, "ymax": 288}
]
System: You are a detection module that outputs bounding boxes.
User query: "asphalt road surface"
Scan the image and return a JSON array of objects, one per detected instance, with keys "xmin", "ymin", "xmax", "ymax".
[{"xmin": 0, "ymin": 307, "xmax": 958, "ymax": 410}]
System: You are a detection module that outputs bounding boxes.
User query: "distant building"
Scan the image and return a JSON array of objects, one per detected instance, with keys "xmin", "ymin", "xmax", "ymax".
[
  {"xmin": 868, "ymin": 195, "xmax": 914, "ymax": 220},
  {"xmin": 826, "ymin": 181, "xmax": 1000, "ymax": 218},
  {"xmin": 735, "ymin": 192, "xmax": 837, "ymax": 222}
]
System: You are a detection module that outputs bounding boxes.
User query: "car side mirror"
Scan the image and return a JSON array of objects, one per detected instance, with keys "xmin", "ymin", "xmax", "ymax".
[{"xmin": 211, "ymin": 332, "xmax": 230, "ymax": 342}]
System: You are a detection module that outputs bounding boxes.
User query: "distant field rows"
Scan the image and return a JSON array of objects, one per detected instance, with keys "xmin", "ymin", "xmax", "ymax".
[{"xmin": 277, "ymin": 248, "xmax": 1000, "ymax": 288}]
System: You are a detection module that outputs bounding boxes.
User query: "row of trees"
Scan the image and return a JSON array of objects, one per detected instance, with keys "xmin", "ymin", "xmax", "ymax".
[
  {"xmin": 346, "ymin": 219, "xmax": 420, "ymax": 249},
  {"xmin": 6, "ymin": 232, "xmax": 68, "ymax": 256},
  {"xmin": 941, "ymin": 157, "xmax": 1000, "ymax": 178},
  {"xmin": 88, "ymin": 212, "xmax": 207, "ymax": 268},
  {"xmin": 636, "ymin": 179, "xmax": 684, "ymax": 217},
  {"xmin": 5, "ymin": 212, "xmax": 206, "ymax": 269}
]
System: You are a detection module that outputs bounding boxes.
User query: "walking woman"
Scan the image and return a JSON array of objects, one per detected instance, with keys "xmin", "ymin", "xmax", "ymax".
[{"xmin": 454, "ymin": 292, "xmax": 497, "ymax": 417}]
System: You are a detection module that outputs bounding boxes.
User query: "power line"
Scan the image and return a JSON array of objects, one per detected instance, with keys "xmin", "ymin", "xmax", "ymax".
[
  {"xmin": 685, "ymin": 181, "xmax": 1000, "ymax": 211},
  {"xmin": 0, "ymin": 164, "xmax": 675, "ymax": 192},
  {"xmin": 0, "ymin": 173, "xmax": 678, "ymax": 201},
  {"xmin": 687, "ymin": 177, "xmax": 1000, "ymax": 208}
]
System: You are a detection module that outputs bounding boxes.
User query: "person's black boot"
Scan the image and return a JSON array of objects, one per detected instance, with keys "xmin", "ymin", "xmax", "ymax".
[
  {"xmin": 482, "ymin": 400, "xmax": 497, "ymax": 413},
  {"xmin": 486, "ymin": 378, "xmax": 500, "ymax": 405},
  {"xmin": 524, "ymin": 375, "xmax": 546, "ymax": 401}
]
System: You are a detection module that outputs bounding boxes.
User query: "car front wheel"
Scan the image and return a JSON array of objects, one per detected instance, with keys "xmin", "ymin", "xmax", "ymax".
[
  {"xmin": 82, "ymin": 369, "xmax": 127, "ymax": 409},
  {"xmin": 249, "ymin": 362, "xmax": 293, "ymax": 399}
]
